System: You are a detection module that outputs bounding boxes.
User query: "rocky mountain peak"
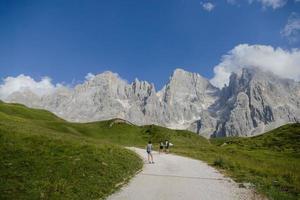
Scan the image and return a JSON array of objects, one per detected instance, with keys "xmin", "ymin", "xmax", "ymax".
[
  {"xmin": 95, "ymin": 71, "xmax": 120, "ymax": 79},
  {"xmin": 3, "ymin": 68, "xmax": 300, "ymax": 138},
  {"xmin": 88, "ymin": 71, "xmax": 125, "ymax": 86},
  {"xmin": 171, "ymin": 68, "xmax": 192, "ymax": 78},
  {"xmin": 131, "ymin": 78, "xmax": 156, "ymax": 101},
  {"xmin": 159, "ymin": 69, "xmax": 219, "ymax": 105},
  {"xmin": 170, "ymin": 68, "xmax": 207, "ymax": 84},
  {"xmin": 214, "ymin": 67, "xmax": 300, "ymax": 137}
]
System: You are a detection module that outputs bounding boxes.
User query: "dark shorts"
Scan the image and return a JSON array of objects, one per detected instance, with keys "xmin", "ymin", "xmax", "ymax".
[
  {"xmin": 160, "ymin": 146, "xmax": 163, "ymax": 149},
  {"xmin": 147, "ymin": 150, "xmax": 151, "ymax": 154}
]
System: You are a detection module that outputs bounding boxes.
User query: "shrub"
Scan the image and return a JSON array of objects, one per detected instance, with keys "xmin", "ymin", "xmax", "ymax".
[{"xmin": 213, "ymin": 157, "xmax": 225, "ymax": 168}]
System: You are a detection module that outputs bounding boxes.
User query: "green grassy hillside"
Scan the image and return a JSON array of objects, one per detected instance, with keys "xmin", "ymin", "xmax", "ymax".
[
  {"xmin": 0, "ymin": 102, "xmax": 143, "ymax": 200},
  {"xmin": 215, "ymin": 124, "xmax": 300, "ymax": 152},
  {"xmin": 0, "ymin": 101, "xmax": 299, "ymax": 200},
  {"xmin": 210, "ymin": 124, "xmax": 300, "ymax": 200}
]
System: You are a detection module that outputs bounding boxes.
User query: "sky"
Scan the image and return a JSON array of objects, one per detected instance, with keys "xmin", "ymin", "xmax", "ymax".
[{"xmin": 0, "ymin": 0, "xmax": 300, "ymax": 94}]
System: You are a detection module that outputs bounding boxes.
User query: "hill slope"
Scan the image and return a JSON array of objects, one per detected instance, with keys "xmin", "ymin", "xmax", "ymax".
[
  {"xmin": 0, "ymin": 101, "xmax": 299, "ymax": 200},
  {"xmin": 209, "ymin": 124, "xmax": 300, "ymax": 200},
  {"xmin": 0, "ymin": 102, "xmax": 143, "ymax": 199}
]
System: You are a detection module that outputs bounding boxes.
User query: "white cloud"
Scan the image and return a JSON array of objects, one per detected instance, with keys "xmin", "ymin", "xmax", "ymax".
[
  {"xmin": 281, "ymin": 12, "xmax": 300, "ymax": 44},
  {"xmin": 229, "ymin": 0, "xmax": 287, "ymax": 9},
  {"xmin": 257, "ymin": 0, "xmax": 287, "ymax": 9},
  {"xmin": 202, "ymin": 2, "xmax": 215, "ymax": 12},
  {"xmin": 85, "ymin": 73, "xmax": 95, "ymax": 81},
  {"xmin": 210, "ymin": 44, "xmax": 300, "ymax": 88},
  {"xmin": 0, "ymin": 72, "xmax": 123, "ymax": 100},
  {"xmin": 249, "ymin": 0, "xmax": 287, "ymax": 9},
  {"xmin": 0, "ymin": 74, "xmax": 62, "ymax": 99}
]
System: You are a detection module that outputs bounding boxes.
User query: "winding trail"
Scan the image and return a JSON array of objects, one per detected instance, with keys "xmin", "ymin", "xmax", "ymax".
[{"xmin": 107, "ymin": 147, "xmax": 261, "ymax": 200}]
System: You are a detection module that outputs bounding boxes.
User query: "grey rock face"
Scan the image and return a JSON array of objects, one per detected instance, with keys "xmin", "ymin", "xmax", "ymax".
[
  {"xmin": 3, "ymin": 68, "xmax": 300, "ymax": 138},
  {"xmin": 159, "ymin": 69, "xmax": 220, "ymax": 130},
  {"xmin": 6, "ymin": 89, "xmax": 42, "ymax": 108},
  {"xmin": 213, "ymin": 68, "xmax": 300, "ymax": 137}
]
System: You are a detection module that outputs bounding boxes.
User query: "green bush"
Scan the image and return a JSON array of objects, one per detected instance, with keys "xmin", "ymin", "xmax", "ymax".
[{"xmin": 213, "ymin": 157, "xmax": 226, "ymax": 168}]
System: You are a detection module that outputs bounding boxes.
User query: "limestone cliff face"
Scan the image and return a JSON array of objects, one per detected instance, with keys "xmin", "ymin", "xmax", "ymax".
[
  {"xmin": 159, "ymin": 69, "xmax": 220, "ymax": 130},
  {"xmin": 213, "ymin": 68, "xmax": 300, "ymax": 137},
  {"xmin": 4, "ymin": 68, "xmax": 300, "ymax": 138}
]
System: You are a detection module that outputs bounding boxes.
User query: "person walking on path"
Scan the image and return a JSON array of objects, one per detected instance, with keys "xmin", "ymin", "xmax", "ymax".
[
  {"xmin": 165, "ymin": 140, "xmax": 170, "ymax": 153},
  {"xmin": 159, "ymin": 141, "xmax": 164, "ymax": 154},
  {"xmin": 146, "ymin": 141, "xmax": 154, "ymax": 164}
]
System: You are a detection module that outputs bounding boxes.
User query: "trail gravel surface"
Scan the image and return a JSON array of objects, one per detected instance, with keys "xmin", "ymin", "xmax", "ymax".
[{"xmin": 107, "ymin": 147, "xmax": 263, "ymax": 200}]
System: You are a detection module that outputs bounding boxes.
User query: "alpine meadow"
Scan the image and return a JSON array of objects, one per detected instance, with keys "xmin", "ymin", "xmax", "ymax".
[{"xmin": 1, "ymin": 1, "xmax": 300, "ymax": 200}]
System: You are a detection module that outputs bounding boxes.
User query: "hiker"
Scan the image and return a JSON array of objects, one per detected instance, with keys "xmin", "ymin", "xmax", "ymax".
[
  {"xmin": 146, "ymin": 141, "xmax": 154, "ymax": 164},
  {"xmin": 165, "ymin": 140, "xmax": 173, "ymax": 153},
  {"xmin": 165, "ymin": 140, "xmax": 170, "ymax": 153},
  {"xmin": 159, "ymin": 141, "xmax": 164, "ymax": 154}
]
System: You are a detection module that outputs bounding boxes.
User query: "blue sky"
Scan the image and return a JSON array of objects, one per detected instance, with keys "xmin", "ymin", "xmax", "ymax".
[{"xmin": 0, "ymin": 0, "xmax": 299, "ymax": 90}]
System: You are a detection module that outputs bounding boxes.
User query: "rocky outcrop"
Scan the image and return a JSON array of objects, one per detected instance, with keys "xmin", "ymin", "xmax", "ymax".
[
  {"xmin": 3, "ymin": 68, "xmax": 300, "ymax": 138},
  {"xmin": 213, "ymin": 68, "xmax": 300, "ymax": 137},
  {"xmin": 159, "ymin": 69, "xmax": 220, "ymax": 130}
]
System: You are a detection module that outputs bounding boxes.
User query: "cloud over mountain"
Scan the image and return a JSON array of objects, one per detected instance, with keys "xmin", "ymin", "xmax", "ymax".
[
  {"xmin": 0, "ymin": 75, "xmax": 62, "ymax": 99},
  {"xmin": 210, "ymin": 44, "xmax": 300, "ymax": 88},
  {"xmin": 2, "ymin": 44, "xmax": 300, "ymax": 98},
  {"xmin": 0, "ymin": 72, "xmax": 120, "ymax": 99}
]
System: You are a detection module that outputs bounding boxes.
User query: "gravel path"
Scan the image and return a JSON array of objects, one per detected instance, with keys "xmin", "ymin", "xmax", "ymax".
[{"xmin": 107, "ymin": 147, "xmax": 262, "ymax": 200}]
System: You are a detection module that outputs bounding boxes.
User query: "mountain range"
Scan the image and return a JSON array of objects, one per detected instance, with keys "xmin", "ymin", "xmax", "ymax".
[{"xmin": 3, "ymin": 68, "xmax": 300, "ymax": 138}]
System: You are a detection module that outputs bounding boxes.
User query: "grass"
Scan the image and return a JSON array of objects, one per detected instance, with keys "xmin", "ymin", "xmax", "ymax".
[
  {"xmin": 0, "ymin": 101, "xmax": 299, "ymax": 199},
  {"xmin": 176, "ymin": 124, "xmax": 300, "ymax": 200},
  {"xmin": 0, "ymin": 103, "xmax": 143, "ymax": 200}
]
